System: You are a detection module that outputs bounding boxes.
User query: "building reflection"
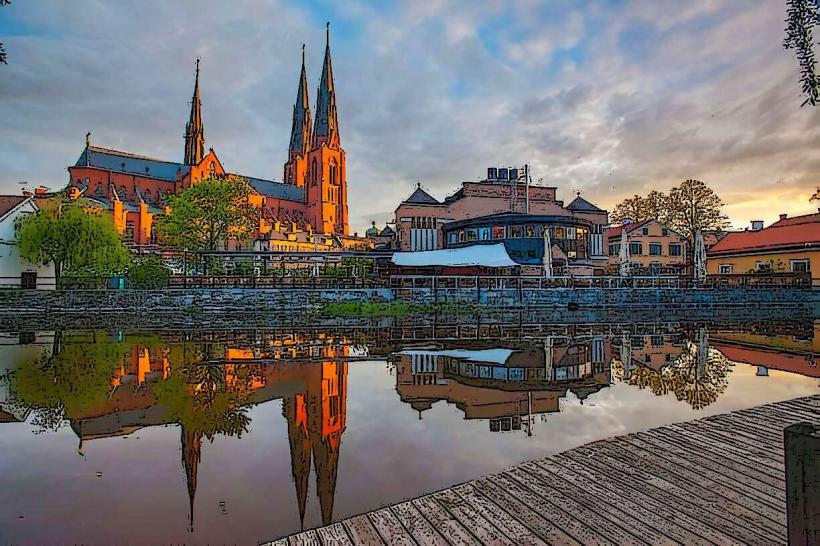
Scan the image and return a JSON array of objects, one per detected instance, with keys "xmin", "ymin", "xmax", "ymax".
[
  {"xmin": 16, "ymin": 332, "xmax": 350, "ymax": 532},
  {"xmin": 394, "ymin": 336, "xmax": 611, "ymax": 433}
]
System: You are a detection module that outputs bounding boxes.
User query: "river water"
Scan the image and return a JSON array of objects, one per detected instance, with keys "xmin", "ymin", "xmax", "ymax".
[{"xmin": 0, "ymin": 316, "xmax": 817, "ymax": 544}]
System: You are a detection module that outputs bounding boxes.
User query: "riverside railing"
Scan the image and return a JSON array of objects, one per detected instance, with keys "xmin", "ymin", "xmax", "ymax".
[{"xmin": 0, "ymin": 272, "xmax": 811, "ymax": 290}]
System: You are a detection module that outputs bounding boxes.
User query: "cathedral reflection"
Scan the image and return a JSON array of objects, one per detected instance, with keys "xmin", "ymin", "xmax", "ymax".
[{"xmin": 24, "ymin": 332, "xmax": 351, "ymax": 532}]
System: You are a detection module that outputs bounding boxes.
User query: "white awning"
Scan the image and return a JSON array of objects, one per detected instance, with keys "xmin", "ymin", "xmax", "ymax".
[
  {"xmin": 391, "ymin": 243, "xmax": 518, "ymax": 268},
  {"xmin": 396, "ymin": 348, "xmax": 515, "ymax": 365}
]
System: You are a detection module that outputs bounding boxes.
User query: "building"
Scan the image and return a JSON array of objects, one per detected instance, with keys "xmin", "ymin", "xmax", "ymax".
[
  {"xmin": 0, "ymin": 196, "xmax": 55, "ymax": 289},
  {"xmin": 394, "ymin": 168, "xmax": 609, "ymax": 271},
  {"xmin": 64, "ymin": 28, "xmax": 352, "ymax": 249},
  {"xmin": 706, "ymin": 212, "xmax": 819, "ymax": 282},
  {"xmin": 365, "ymin": 221, "xmax": 396, "ymax": 250},
  {"xmin": 606, "ymin": 219, "xmax": 687, "ymax": 274}
]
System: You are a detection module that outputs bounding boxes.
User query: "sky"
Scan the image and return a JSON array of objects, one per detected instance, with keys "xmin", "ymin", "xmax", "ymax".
[{"xmin": 1, "ymin": 0, "xmax": 818, "ymax": 234}]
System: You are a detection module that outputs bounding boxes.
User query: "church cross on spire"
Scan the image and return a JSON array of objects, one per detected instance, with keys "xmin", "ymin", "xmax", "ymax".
[
  {"xmin": 288, "ymin": 44, "xmax": 312, "ymax": 159},
  {"xmin": 313, "ymin": 22, "xmax": 340, "ymax": 150},
  {"xmin": 184, "ymin": 57, "xmax": 205, "ymax": 166}
]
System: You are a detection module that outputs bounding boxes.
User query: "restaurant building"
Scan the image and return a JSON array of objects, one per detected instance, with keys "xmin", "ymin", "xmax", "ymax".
[
  {"xmin": 706, "ymin": 211, "xmax": 819, "ymax": 282},
  {"xmin": 393, "ymin": 167, "xmax": 609, "ymax": 272}
]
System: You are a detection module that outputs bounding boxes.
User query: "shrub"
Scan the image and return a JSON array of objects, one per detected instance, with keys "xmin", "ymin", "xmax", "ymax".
[{"xmin": 127, "ymin": 256, "xmax": 171, "ymax": 289}]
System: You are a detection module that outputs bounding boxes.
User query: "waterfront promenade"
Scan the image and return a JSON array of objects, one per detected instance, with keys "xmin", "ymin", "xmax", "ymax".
[{"xmin": 267, "ymin": 395, "xmax": 818, "ymax": 546}]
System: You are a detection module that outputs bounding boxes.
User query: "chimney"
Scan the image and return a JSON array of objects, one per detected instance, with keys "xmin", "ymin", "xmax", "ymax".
[
  {"xmin": 750, "ymin": 220, "xmax": 764, "ymax": 231},
  {"xmin": 779, "ymin": 213, "xmax": 787, "ymax": 221}
]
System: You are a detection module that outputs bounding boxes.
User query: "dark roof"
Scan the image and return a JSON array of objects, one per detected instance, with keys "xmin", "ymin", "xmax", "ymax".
[
  {"xmin": 567, "ymin": 195, "xmax": 604, "ymax": 212},
  {"xmin": 75, "ymin": 146, "xmax": 190, "ymax": 182},
  {"xmin": 444, "ymin": 212, "xmax": 590, "ymax": 231},
  {"xmin": 379, "ymin": 225, "xmax": 395, "ymax": 236},
  {"xmin": 239, "ymin": 176, "xmax": 305, "ymax": 201},
  {"xmin": 404, "ymin": 186, "xmax": 439, "ymax": 204},
  {"xmin": 0, "ymin": 195, "xmax": 29, "ymax": 219}
]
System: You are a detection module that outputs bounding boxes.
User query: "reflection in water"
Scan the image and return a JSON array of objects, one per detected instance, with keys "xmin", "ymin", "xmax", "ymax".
[
  {"xmin": 3, "ymin": 332, "xmax": 350, "ymax": 531},
  {"xmin": 0, "ymin": 319, "xmax": 817, "ymax": 542}
]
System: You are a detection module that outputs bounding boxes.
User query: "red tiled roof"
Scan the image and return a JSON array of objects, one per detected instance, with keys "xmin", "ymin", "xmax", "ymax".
[
  {"xmin": 708, "ymin": 213, "xmax": 819, "ymax": 255},
  {"xmin": 0, "ymin": 195, "xmax": 29, "ymax": 219},
  {"xmin": 605, "ymin": 219, "xmax": 651, "ymax": 240}
]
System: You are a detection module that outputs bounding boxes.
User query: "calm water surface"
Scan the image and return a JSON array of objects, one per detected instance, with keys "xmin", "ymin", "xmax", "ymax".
[{"xmin": 0, "ymin": 318, "xmax": 817, "ymax": 544}]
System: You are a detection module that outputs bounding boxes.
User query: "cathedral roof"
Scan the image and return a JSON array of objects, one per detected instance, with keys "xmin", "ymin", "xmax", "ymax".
[
  {"xmin": 403, "ymin": 185, "xmax": 439, "ymax": 205},
  {"xmin": 567, "ymin": 195, "xmax": 604, "ymax": 212},
  {"xmin": 240, "ymin": 175, "xmax": 305, "ymax": 201},
  {"xmin": 75, "ymin": 146, "xmax": 190, "ymax": 182}
]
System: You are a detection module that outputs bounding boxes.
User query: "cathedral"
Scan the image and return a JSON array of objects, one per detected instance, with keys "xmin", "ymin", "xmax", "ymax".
[{"xmin": 65, "ymin": 25, "xmax": 352, "ymax": 248}]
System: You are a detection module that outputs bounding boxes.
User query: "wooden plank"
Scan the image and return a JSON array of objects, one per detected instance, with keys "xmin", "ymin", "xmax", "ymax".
[
  {"xmin": 367, "ymin": 508, "xmax": 415, "ymax": 546},
  {"xmin": 668, "ymin": 421, "xmax": 784, "ymax": 472},
  {"xmin": 672, "ymin": 419, "xmax": 784, "ymax": 461},
  {"xmin": 698, "ymin": 416, "xmax": 783, "ymax": 451},
  {"xmin": 508, "ymin": 464, "xmax": 644, "ymax": 546},
  {"xmin": 534, "ymin": 457, "xmax": 704, "ymax": 544},
  {"xmin": 432, "ymin": 488, "xmax": 515, "ymax": 545},
  {"xmin": 549, "ymin": 452, "xmax": 716, "ymax": 545},
  {"xmin": 635, "ymin": 431, "xmax": 786, "ymax": 503},
  {"xmin": 411, "ymin": 495, "xmax": 478, "ymax": 546},
  {"xmin": 342, "ymin": 515, "xmax": 385, "ymax": 546},
  {"xmin": 390, "ymin": 502, "xmax": 448, "ymax": 546},
  {"xmin": 598, "ymin": 438, "xmax": 786, "ymax": 543},
  {"xmin": 452, "ymin": 483, "xmax": 547, "ymax": 546},
  {"xmin": 569, "ymin": 441, "xmax": 781, "ymax": 546},
  {"xmin": 525, "ymin": 458, "xmax": 685, "ymax": 545},
  {"xmin": 707, "ymin": 413, "xmax": 783, "ymax": 444},
  {"xmin": 315, "ymin": 522, "xmax": 354, "ymax": 546},
  {"xmin": 648, "ymin": 427, "xmax": 786, "ymax": 491},
  {"xmin": 654, "ymin": 425, "xmax": 785, "ymax": 480},
  {"xmin": 751, "ymin": 404, "xmax": 818, "ymax": 423},
  {"xmin": 470, "ymin": 477, "xmax": 581, "ymax": 546},
  {"xmin": 288, "ymin": 530, "xmax": 321, "ymax": 546}
]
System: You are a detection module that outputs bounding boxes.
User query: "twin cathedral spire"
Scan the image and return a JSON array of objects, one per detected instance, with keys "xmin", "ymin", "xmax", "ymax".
[{"xmin": 289, "ymin": 22, "xmax": 341, "ymax": 157}]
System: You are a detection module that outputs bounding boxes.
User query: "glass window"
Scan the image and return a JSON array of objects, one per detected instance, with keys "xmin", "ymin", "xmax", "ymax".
[
  {"xmin": 662, "ymin": 228, "xmax": 669, "ymax": 236},
  {"xmin": 510, "ymin": 225, "xmax": 522, "ymax": 238},
  {"xmin": 478, "ymin": 227, "xmax": 491, "ymax": 241},
  {"xmin": 756, "ymin": 260, "xmax": 772, "ymax": 272},
  {"xmin": 642, "ymin": 227, "xmax": 649, "ymax": 235},
  {"xmin": 609, "ymin": 244, "xmax": 620, "ymax": 256},
  {"xmin": 719, "ymin": 264, "xmax": 733, "ymax": 274},
  {"xmin": 447, "ymin": 232, "xmax": 458, "ymax": 245},
  {"xmin": 566, "ymin": 227, "xmax": 576, "ymax": 239},
  {"xmin": 790, "ymin": 259, "xmax": 810, "ymax": 272},
  {"xmin": 467, "ymin": 229, "xmax": 478, "ymax": 241},
  {"xmin": 649, "ymin": 243, "xmax": 662, "ymax": 256},
  {"xmin": 629, "ymin": 242, "xmax": 643, "ymax": 255},
  {"xmin": 555, "ymin": 227, "xmax": 565, "ymax": 239},
  {"xmin": 492, "ymin": 226, "xmax": 504, "ymax": 239},
  {"xmin": 525, "ymin": 225, "xmax": 535, "ymax": 237},
  {"xmin": 458, "ymin": 231, "xmax": 465, "ymax": 243},
  {"xmin": 669, "ymin": 243, "xmax": 681, "ymax": 256}
]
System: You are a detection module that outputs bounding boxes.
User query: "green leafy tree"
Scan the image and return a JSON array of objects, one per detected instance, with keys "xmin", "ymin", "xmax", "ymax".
[
  {"xmin": 784, "ymin": 0, "xmax": 820, "ymax": 106},
  {"xmin": 16, "ymin": 202, "xmax": 131, "ymax": 284},
  {"xmin": 156, "ymin": 176, "xmax": 257, "ymax": 251}
]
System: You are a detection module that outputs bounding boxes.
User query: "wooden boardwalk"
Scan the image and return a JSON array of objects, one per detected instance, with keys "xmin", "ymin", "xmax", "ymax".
[{"xmin": 266, "ymin": 395, "xmax": 818, "ymax": 546}]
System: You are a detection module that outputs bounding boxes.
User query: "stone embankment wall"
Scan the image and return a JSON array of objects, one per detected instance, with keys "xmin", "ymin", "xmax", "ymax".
[{"xmin": 0, "ymin": 286, "xmax": 815, "ymax": 317}]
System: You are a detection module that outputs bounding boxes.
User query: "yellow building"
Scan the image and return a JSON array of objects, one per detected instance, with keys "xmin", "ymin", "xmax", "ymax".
[
  {"xmin": 606, "ymin": 219, "xmax": 687, "ymax": 274},
  {"xmin": 706, "ymin": 212, "xmax": 819, "ymax": 282}
]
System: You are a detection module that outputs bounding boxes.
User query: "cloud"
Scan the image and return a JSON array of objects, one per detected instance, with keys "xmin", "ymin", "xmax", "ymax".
[{"xmin": 0, "ymin": 0, "xmax": 817, "ymax": 232}]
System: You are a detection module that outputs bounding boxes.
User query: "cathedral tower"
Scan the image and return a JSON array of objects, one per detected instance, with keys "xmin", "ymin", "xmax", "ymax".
[
  {"xmin": 285, "ymin": 24, "xmax": 349, "ymax": 235},
  {"xmin": 184, "ymin": 59, "xmax": 205, "ymax": 166}
]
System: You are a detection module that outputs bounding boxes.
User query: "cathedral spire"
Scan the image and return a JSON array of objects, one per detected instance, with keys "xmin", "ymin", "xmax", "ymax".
[
  {"xmin": 184, "ymin": 58, "xmax": 205, "ymax": 166},
  {"xmin": 289, "ymin": 45, "xmax": 312, "ymax": 159},
  {"xmin": 313, "ymin": 22, "xmax": 340, "ymax": 150}
]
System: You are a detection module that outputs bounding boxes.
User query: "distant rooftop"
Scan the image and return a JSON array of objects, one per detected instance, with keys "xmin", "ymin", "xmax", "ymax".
[{"xmin": 403, "ymin": 185, "xmax": 439, "ymax": 205}]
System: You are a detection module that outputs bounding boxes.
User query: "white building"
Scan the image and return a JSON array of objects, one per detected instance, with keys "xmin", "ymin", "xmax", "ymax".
[{"xmin": 0, "ymin": 196, "xmax": 55, "ymax": 289}]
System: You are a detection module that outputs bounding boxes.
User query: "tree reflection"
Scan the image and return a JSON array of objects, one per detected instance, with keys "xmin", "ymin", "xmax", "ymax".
[{"xmin": 626, "ymin": 328, "xmax": 731, "ymax": 410}]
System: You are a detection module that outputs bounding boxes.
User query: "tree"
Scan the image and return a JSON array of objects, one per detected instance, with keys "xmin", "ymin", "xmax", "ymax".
[
  {"xmin": 16, "ymin": 202, "xmax": 131, "ymax": 284},
  {"xmin": 784, "ymin": 0, "xmax": 820, "ymax": 106},
  {"xmin": 611, "ymin": 191, "xmax": 672, "ymax": 224},
  {"xmin": 156, "ymin": 176, "xmax": 257, "ymax": 251},
  {"xmin": 666, "ymin": 179, "xmax": 729, "ymax": 242}
]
